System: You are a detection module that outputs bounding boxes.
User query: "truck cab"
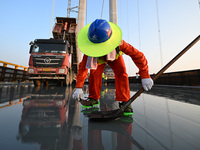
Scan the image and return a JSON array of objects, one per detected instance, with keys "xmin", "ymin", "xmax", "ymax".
[{"xmin": 28, "ymin": 39, "xmax": 73, "ymax": 86}]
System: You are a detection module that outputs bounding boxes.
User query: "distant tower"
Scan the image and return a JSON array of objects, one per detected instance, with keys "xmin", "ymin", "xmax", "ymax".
[
  {"xmin": 105, "ymin": 0, "xmax": 118, "ymax": 72},
  {"xmin": 109, "ymin": 0, "xmax": 118, "ymax": 24},
  {"xmin": 67, "ymin": 0, "xmax": 71, "ymax": 17},
  {"xmin": 77, "ymin": 0, "xmax": 86, "ymax": 63},
  {"xmin": 67, "ymin": 0, "xmax": 79, "ymax": 17},
  {"xmin": 67, "ymin": 0, "xmax": 86, "ymax": 63}
]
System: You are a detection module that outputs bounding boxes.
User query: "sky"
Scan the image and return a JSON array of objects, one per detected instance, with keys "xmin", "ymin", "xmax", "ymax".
[{"xmin": 0, "ymin": 0, "xmax": 200, "ymax": 76}]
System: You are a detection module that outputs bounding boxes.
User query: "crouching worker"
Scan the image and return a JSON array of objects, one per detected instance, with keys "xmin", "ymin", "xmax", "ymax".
[{"xmin": 72, "ymin": 19, "xmax": 153, "ymax": 114}]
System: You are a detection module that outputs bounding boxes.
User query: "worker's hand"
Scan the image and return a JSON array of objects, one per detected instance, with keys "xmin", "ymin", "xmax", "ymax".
[
  {"xmin": 71, "ymin": 126, "xmax": 82, "ymax": 140},
  {"xmin": 142, "ymin": 78, "xmax": 154, "ymax": 91},
  {"xmin": 72, "ymin": 88, "xmax": 83, "ymax": 100}
]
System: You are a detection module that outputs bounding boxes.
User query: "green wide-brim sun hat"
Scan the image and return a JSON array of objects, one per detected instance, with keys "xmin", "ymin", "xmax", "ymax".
[{"xmin": 77, "ymin": 21, "xmax": 122, "ymax": 57}]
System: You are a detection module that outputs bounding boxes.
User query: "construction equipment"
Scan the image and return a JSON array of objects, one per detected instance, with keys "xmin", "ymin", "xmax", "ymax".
[{"xmin": 28, "ymin": 17, "xmax": 78, "ymax": 86}]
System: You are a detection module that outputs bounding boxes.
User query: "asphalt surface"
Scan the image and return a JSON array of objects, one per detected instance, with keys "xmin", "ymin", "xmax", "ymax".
[{"xmin": 0, "ymin": 84, "xmax": 200, "ymax": 150}]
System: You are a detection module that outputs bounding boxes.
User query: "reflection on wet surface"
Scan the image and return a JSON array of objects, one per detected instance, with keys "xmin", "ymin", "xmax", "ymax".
[{"xmin": 0, "ymin": 84, "xmax": 200, "ymax": 150}]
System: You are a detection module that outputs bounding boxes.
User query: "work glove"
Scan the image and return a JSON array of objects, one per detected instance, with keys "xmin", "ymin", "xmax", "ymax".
[
  {"xmin": 141, "ymin": 78, "xmax": 154, "ymax": 91},
  {"xmin": 72, "ymin": 88, "xmax": 83, "ymax": 100}
]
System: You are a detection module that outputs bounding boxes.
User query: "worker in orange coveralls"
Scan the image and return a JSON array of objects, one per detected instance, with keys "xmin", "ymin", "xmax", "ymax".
[{"xmin": 72, "ymin": 19, "xmax": 153, "ymax": 114}]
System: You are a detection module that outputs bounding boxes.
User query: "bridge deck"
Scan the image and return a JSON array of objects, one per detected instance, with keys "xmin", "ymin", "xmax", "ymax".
[{"xmin": 0, "ymin": 84, "xmax": 199, "ymax": 150}]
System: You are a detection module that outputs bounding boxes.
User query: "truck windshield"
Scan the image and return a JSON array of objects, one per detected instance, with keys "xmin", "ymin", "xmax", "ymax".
[{"xmin": 32, "ymin": 43, "xmax": 67, "ymax": 53}]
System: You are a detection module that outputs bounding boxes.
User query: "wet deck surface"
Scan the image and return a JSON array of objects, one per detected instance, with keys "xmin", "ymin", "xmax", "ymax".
[{"xmin": 0, "ymin": 84, "xmax": 200, "ymax": 150}]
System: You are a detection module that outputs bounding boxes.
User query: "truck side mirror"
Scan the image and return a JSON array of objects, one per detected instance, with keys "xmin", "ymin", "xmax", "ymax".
[
  {"xmin": 29, "ymin": 41, "xmax": 34, "ymax": 45},
  {"xmin": 29, "ymin": 45, "xmax": 33, "ymax": 54},
  {"xmin": 29, "ymin": 41, "xmax": 34, "ymax": 54}
]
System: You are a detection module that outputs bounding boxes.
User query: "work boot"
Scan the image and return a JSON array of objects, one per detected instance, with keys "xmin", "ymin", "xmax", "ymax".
[
  {"xmin": 119, "ymin": 102, "xmax": 133, "ymax": 116},
  {"xmin": 81, "ymin": 107, "xmax": 99, "ymax": 115},
  {"xmin": 80, "ymin": 98, "xmax": 99, "ymax": 108},
  {"xmin": 119, "ymin": 115, "xmax": 133, "ymax": 123}
]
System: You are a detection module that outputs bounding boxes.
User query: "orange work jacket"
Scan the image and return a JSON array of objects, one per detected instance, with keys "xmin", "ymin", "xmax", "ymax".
[{"xmin": 76, "ymin": 40, "xmax": 150, "ymax": 88}]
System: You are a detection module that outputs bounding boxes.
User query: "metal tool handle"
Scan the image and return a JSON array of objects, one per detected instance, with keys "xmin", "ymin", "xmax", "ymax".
[{"xmin": 122, "ymin": 35, "xmax": 200, "ymax": 110}]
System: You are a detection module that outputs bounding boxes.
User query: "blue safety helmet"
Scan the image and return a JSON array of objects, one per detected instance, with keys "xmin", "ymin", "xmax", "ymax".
[
  {"xmin": 88, "ymin": 19, "xmax": 112, "ymax": 43},
  {"xmin": 77, "ymin": 19, "xmax": 122, "ymax": 57}
]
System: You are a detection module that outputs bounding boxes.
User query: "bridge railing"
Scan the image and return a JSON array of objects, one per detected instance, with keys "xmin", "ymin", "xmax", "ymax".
[
  {"xmin": 0, "ymin": 60, "xmax": 29, "ymax": 83},
  {"xmin": 129, "ymin": 69, "xmax": 200, "ymax": 86},
  {"xmin": 0, "ymin": 85, "xmax": 33, "ymax": 109}
]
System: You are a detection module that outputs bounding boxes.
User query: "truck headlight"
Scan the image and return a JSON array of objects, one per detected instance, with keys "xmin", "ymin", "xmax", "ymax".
[
  {"xmin": 59, "ymin": 69, "xmax": 65, "ymax": 73},
  {"xmin": 28, "ymin": 68, "xmax": 34, "ymax": 73}
]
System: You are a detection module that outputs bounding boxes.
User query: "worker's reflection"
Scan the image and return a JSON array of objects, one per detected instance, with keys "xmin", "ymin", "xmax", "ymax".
[
  {"xmin": 88, "ymin": 120, "xmax": 133, "ymax": 150},
  {"xmin": 71, "ymin": 125, "xmax": 84, "ymax": 149},
  {"xmin": 81, "ymin": 87, "xmax": 139, "ymax": 150}
]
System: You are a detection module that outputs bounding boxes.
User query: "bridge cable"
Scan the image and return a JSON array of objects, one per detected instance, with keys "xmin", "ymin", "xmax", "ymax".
[
  {"xmin": 49, "ymin": 0, "xmax": 55, "ymax": 38},
  {"xmin": 127, "ymin": 0, "xmax": 129, "ymax": 42},
  {"xmin": 127, "ymin": 0, "xmax": 131, "ymax": 75},
  {"xmin": 198, "ymin": 0, "xmax": 200, "ymax": 14},
  {"xmin": 74, "ymin": 0, "xmax": 76, "ymax": 17},
  {"xmin": 101, "ymin": 0, "xmax": 105, "ymax": 19},
  {"xmin": 155, "ymin": 0, "xmax": 163, "ymax": 67},
  {"xmin": 137, "ymin": 0, "xmax": 141, "ymax": 51}
]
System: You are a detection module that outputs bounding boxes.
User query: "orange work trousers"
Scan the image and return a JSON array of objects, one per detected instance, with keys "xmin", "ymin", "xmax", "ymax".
[{"xmin": 89, "ymin": 55, "xmax": 130, "ymax": 102}]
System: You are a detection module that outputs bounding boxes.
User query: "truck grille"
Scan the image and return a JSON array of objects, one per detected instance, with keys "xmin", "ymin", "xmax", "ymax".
[
  {"xmin": 24, "ymin": 107, "xmax": 60, "ymax": 122},
  {"xmin": 32, "ymin": 55, "xmax": 64, "ymax": 68}
]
